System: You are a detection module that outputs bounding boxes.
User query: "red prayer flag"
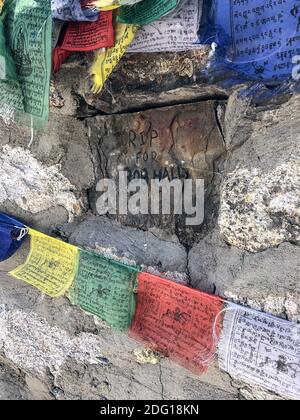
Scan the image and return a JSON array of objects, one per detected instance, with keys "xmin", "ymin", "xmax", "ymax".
[
  {"xmin": 130, "ymin": 272, "xmax": 225, "ymax": 374},
  {"xmin": 52, "ymin": 48, "xmax": 71, "ymax": 73},
  {"xmin": 61, "ymin": 11, "xmax": 114, "ymax": 52}
]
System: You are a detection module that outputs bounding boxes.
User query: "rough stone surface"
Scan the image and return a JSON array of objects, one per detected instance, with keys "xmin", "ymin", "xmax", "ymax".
[
  {"xmin": 59, "ymin": 216, "xmax": 188, "ymax": 279},
  {"xmin": 0, "ymin": 145, "xmax": 81, "ymax": 222},
  {"xmin": 219, "ymin": 159, "xmax": 300, "ymax": 252},
  {"xmin": 88, "ymin": 101, "xmax": 224, "ymax": 183},
  {"xmin": 0, "ymin": 245, "xmax": 239, "ymax": 400},
  {"xmin": 87, "ymin": 101, "xmax": 225, "ymax": 237},
  {"xmin": 189, "ymin": 230, "xmax": 300, "ymax": 322},
  {"xmin": 51, "ymin": 49, "xmax": 226, "ymax": 116},
  {"xmin": 219, "ymin": 91, "xmax": 300, "ymax": 252},
  {"xmin": 188, "ymin": 92, "xmax": 300, "ymax": 318},
  {"xmin": 0, "ymin": 52, "xmax": 299, "ymax": 400},
  {"xmin": 0, "ymin": 114, "xmax": 94, "ymax": 231}
]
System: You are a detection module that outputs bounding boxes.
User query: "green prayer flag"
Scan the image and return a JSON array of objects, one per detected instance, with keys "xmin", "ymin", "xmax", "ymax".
[
  {"xmin": 0, "ymin": 0, "xmax": 52, "ymax": 128},
  {"xmin": 0, "ymin": 15, "xmax": 17, "ymax": 81},
  {"xmin": 70, "ymin": 250, "xmax": 139, "ymax": 331},
  {"xmin": 117, "ymin": 0, "xmax": 179, "ymax": 26}
]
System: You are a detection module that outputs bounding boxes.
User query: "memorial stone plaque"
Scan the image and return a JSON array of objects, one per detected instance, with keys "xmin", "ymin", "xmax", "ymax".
[{"xmin": 88, "ymin": 101, "xmax": 225, "ymax": 234}]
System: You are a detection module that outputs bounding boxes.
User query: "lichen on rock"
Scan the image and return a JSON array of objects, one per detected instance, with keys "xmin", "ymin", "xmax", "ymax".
[
  {"xmin": 0, "ymin": 305, "xmax": 107, "ymax": 378},
  {"xmin": 0, "ymin": 145, "xmax": 82, "ymax": 221},
  {"xmin": 219, "ymin": 158, "xmax": 300, "ymax": 252}
]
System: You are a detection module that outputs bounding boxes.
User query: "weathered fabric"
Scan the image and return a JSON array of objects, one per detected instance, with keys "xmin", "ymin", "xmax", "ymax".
[
  {"xmin": 130, "ymin": 272, "xmax": 224, "ymax": 373},
  {"xmin": 0, "ymin": 0, "xmax": 52, "ymax": 128},
  {"xmin": 69, "ymin": 250, "xmax": 138, "ymax": 331},
  {"xmin": 219, "ymin": 304, "xmax": 300, "ymax": 400},
  {"xmin": 128, "ymin": 0, "xmax": 202, "ymax": 53},
  {"xmin": 117, "ymin": 0, "xmax": 180, "ymax": 25},
  {"xmin": 10, "ymin": 229, "xmax": 79, "ymax": 298},
  {"xmin": 51, "ymin": 0, "xmax": 99, "ymax": 21},
  {"xmin": 0, "ymin": 213, "xmax": 27, "ymax": 262},
  {"xmin": 90, "ymin": 23, "xmax": 138, "ymax": 93},
  {"xmin": 200, "ymin": 0, "xmax": 300, "ymax": 84},
  {"xmin": 52, "ymin": 11, "xmax": 114, "ymax": 72}
]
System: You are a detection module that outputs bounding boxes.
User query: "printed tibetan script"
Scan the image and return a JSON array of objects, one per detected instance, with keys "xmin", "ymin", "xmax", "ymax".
[
  {"xmin": 215, "ymin": 0, "xmax": 300, "ymax": 80},
  {"xmin": 10, "ymin": 229, "xmax": 78, "ymax": 298},
  {"xmin": 128, "ymin": 0, "xmax": 202, "ymax": 52},
  {"xmin": 218, "ymin": 304, "xmax": 300, "ymax": 400},
  {"xmin": 130, "ymin": 272, "xmax": 224, "ymax": 373},
  {"xmin": 69, "ymin": 250, "xmax": 138, "ymax": 331}
]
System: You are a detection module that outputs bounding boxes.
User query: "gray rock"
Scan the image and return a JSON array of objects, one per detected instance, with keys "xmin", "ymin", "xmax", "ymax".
[
  {"xmin": 218, "ymin": 92, "xmax": 300, "ymax": 252},
  {"xmin": 219, "ymin": 159, "xmax": 300, "ymax": 252},
  {"xmin": 0, "ymin": 255, "xmax": 239, "ymax": 400},
  {"xmin": 0, "ymin": 45, "xmax": 299, "ymax": 401},
  {"xmin": 224, "ymin": 92, "xmax": 300, "ymax": 171},
  {"xmin": 0, "ymin": 359, "xmax": 30, "ymax": 400},
  {"xmin": 51, "ymin": 49, "xmax": 226, "ymax": 116},
  {"xmin": 86, "ymin": 101, "xmax": 225, "ymax": 237},
  {"xmin": 188, "ymin": 230, "xmax": 300, "ymax": 322},
  {"xmin": 0, "ymin": 114, "xmax": 94, "ymax": 232},
  {"xmin": 59, "ymin": 216, "xmax": 187, "ymax": 276}
]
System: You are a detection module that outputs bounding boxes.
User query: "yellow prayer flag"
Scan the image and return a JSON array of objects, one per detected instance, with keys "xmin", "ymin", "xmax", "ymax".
[
  {"xmin": 0, "ymin": 0, "xmax": 4, "ymax": 13},
  {"xmin": 10, "ymin": 229, "xmax": 78, "ymax": 298},
  {"xmin": 90, "ymin": 23, "xmax": 138, "ymax": 93},
  {"xmin": 100, "ymin": 5, "xmax": 119, "ymax": 10},
  {"xmin": 91, "ymin": 0, "xmax": 144, "ymax": 7}
]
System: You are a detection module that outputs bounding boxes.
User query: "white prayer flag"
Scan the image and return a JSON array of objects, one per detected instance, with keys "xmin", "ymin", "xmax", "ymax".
[
  {"xmin": 218, "ymin": 304, "xmax": 300, "ymax": 400},
  {"xmin": 128, "ymin": 0, "xmax": 203, "ymax": 53}
]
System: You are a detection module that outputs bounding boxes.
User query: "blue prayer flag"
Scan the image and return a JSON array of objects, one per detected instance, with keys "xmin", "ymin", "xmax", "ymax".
[
  {"xmin": 200, "ymin": 0, "xmax": 300, "ymax": 84},
  {"xmin": 0, "ymin": 213, "xmax": 27, "ymax": 262},
  {"xmin": 51, "ymin": 0, "xmax": 99, "ymax": 21}
]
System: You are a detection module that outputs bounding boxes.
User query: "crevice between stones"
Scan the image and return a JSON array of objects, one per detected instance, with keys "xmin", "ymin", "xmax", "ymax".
[{"xmin": 75, "ymin": 94, "xmax": 229, "ymax": 120}]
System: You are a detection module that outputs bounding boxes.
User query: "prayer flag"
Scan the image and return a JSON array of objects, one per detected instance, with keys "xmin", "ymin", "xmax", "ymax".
[
  {"xmin": 10, "ymin": 229, "xmax": 78, "ymax": 297},
  {"xmin": 0, "ymin": 213, "xmax": 27, "ymax": 262},
  {"xmin": 130, "ymin": 272, "xmax": 224, "ymax": 373},
  {"xmin": 219, "ymin": 304, "xmax": 300, "ymax": 400},
  {"xmin": 70, "ymin": 249, "xmax": 138, "ymax": 331}
]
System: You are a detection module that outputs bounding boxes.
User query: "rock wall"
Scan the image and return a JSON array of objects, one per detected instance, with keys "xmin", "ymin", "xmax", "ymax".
[{"xmin": 0, "ymin": 51, "xmax": 299, "ymax": 400}]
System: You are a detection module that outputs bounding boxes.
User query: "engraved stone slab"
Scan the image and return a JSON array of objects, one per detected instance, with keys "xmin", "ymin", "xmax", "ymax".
[{"xmin": 87, "ymin": 101, "xmax": 225, "ymax": 233}]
